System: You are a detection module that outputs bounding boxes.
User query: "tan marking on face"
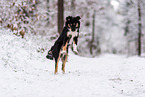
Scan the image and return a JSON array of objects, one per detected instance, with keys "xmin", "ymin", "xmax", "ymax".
[
  {"xmin": 68, "ymin": 24, "xmax": 70, "ymax": 28},
  {"xmin": 76, "ymin": 23, "xmax": 78, "ymax": 27}
]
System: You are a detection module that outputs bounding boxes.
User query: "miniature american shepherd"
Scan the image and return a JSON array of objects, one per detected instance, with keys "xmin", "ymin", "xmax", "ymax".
[{"xmin": 46, "ymin": 16, "xmax": 81, "ymax": 74}]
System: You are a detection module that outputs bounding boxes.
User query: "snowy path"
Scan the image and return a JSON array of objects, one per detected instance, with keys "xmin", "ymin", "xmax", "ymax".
[
  {"xmin": 0, "ymin": 30, "xmax": 145, "ymax": 97},
  {"xmin": 1, "ymin": 53, "xmax": 145, "ymax": 97}
]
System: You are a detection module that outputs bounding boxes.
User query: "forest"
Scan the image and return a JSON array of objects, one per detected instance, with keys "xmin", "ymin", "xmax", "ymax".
[{"xmin": 0, "ymin": 0, "xmax": 145, "ymax": 57}]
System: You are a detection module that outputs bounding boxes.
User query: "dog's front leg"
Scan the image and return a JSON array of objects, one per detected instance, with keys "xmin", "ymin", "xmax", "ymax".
[
  {"xmin": 73, "ymin": 41, "xmax": 78, "ymax": 54},
  {"xmin": 73, "ymin": 37, "xmax": 78, "ymax": 54}
]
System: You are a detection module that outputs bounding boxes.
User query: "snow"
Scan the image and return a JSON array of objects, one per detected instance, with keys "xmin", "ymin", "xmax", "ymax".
[{"xmin": 0, "ymin": 29, "xmax": 145, "ymax": 97}]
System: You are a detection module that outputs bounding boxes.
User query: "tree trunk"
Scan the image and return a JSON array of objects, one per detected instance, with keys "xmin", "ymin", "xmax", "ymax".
[
  {"xmin": 137, "ymin": 0, "xmax": 142, "ymax": 56},
  {"xmin": 46, "ymin": 0, "xmax": 50, "ymax": 25},
  {"xmin": 90, "ymin": 10, "xmax": 95, "ymax": 55},
  {"xmin": 58, "ymin": 0, "xmax": 64, "ymax": 34},
  {"xmin": 71, "ymin": 0, "xmax": 75, "ymax": 16}
]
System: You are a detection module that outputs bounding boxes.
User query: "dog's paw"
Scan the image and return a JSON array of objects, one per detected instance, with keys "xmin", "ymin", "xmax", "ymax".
[
  {"xmin": 73, "ymin": 50, "xmax": 78, "ymax": 55},
  {"xmin": 72, "ymin": 44, "xmax": 78, "ymax": 55}
]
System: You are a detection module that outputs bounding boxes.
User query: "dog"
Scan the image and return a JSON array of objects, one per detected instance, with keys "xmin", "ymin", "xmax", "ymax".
[{"xmin": 46, "ymin": 16, "xmax": 81, "ymax": 74}]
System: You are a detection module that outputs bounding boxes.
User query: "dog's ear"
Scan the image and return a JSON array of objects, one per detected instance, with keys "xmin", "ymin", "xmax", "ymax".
[
  {"xmin": 66, "ymin": 16, "xmax": 72, "ymax": 21},
  {"xmin": 76, "ymin": 16, "xmax": 81, "ymax": 21}
]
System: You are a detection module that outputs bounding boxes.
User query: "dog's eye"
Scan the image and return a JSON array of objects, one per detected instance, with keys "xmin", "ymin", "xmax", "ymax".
[
  {"xmin": 71, "ymin": 24, "xmax": 72, "ymax": 26},
  {"xmin": 68, "ymin": 24, "xmax": 70, "ymax": 27}
]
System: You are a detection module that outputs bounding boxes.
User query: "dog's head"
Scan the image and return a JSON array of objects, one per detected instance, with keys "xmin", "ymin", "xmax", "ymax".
[{"xmin": 65, "ymin": 16, "xmax": 81, "ymax": 32}]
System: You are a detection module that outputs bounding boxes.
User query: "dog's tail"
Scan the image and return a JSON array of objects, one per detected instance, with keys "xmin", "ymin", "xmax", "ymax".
[{"xmin": 46, "ymin": 50, "xmax": 53, "ymax": 60}]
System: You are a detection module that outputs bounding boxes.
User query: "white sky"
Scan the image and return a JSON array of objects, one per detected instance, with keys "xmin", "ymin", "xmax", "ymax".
[{"xmin": 111, "ymin": 0, "xmax": 120, "ymax": 11}]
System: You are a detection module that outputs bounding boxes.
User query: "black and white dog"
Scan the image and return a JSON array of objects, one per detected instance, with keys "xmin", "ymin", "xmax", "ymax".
[{"xmin": 46, "ymin": 16, "xmax": 81, "ymax": 74}]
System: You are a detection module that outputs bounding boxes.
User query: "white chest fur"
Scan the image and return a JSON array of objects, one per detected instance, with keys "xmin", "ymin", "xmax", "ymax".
[
  {"xmin": 67, "ymin": 30, "xmax": 78, "ymax": 54},
  {"xmin": 67, "ymin": 30, "xmax": 78, "ymax": 44}
]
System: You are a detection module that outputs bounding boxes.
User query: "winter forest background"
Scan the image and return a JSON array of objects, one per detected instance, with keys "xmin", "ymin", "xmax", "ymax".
[
  {"xmin": 1, "ymin": 0, "xmax": 145, "ymax": 97},
  {"xmin": 0, "ymin": 0, "xmax": 145, "ymax": 57}
]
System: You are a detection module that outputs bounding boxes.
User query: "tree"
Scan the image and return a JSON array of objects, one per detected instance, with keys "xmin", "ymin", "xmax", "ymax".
[
  {"xmin": 137, "ymin": 0, "xmax": 142, "ymax": 56},
  {"xmin": 71, "ymin": 0, "xmax": 75, "ymax": 16},
  {"xmin": 121, "ymin": 0, "xmax": 143, "ymax": 56},
  {"xmin": 46, "ymin": 0, "xmax": 50, "ymax": 25},
  {"xmin": 57, "ymin": 0, "xmax": 64, "ymax": 34},
  {"xmin": 90, "ymin": 10, "xmax": 96, "ymax": 55}
]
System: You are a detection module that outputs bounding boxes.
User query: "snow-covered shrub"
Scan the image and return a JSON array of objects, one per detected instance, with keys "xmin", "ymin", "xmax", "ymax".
[{"xmin": 0, "ymin": 0, "xmax": 45, "ymax": 38}]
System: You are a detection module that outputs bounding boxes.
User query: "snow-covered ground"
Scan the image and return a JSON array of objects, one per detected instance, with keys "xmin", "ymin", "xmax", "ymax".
[{"xmin": 0, "ymin": 29, "xmax": 145, "ymax": 97}]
